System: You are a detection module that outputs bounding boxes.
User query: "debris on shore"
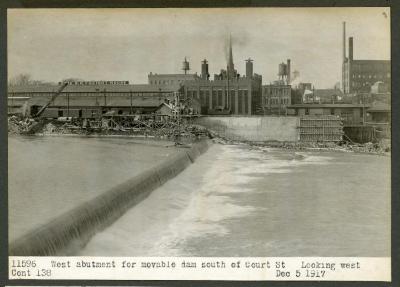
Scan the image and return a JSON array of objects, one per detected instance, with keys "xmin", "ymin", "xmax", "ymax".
[
  {"xmin": 8, "ymin": 116, "xmax": 209, "ymax": 140},
  {"xmin": 9, "ymin": 116, "xmax": 390, "ymax": 155},
  {"xmin": 211, "ymin": 133, "xmax": 390, "ymax": 155}
]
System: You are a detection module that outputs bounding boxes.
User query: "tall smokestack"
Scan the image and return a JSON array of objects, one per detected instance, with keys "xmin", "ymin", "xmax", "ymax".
[
  {"xmin": 287, "ymin": 59, "xmax": 291, "ymax": 84},
  {"xmin": 227, "ymin": 34, "xmax": 234, "ymax": 74},
  {"xmin": 201, "ymin": 59, "xmax": 209, "ymax": 80},
  {"xmin": 245, "ymin": 58, "xmax": 253, "ymax": 78},
  {"xmin": 349, "ymin": 37, "xmax": 353, "ymax": 61},
  {"xmin": 343, "ymin": 22, "xmax": 346, "ymax": 63}
]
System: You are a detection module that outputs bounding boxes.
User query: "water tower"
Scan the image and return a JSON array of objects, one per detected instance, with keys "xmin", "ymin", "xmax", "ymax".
[
  {"xmin": 278, "ymin": 59, "xmax": 291, "ymax": 84},
  {"xmin": 182, "ymin": 57, "xmax": 190, "ymax": 75}
]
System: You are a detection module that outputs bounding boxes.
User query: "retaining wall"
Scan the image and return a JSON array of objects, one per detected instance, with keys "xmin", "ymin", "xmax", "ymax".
[
  {"xmin": 9, "ymin": 140, "xmax": 211, "ymax": 256},
  {"xmin": 195, "ymin": 116, "xmax": 299, "ymax": 142}
]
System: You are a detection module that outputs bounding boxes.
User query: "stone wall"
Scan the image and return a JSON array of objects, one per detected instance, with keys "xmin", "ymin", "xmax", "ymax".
[{"xmin": 195, "ymin": 116, "xmax": 299, "ymax": 142}]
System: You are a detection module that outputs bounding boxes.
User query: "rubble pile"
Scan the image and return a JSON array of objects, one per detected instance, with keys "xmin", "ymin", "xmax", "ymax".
[
  {"xmin": 8, "ymin": 116, "xmax": 35, "ymax": 134},
  {"xmin": 340, "ymin": 140, "xmax": 390, "ymax": 154},
  {"xmin": 42, "ymin": 122, "xmax": 58, "ymax": 134},
  {"xmin": 8, "ymin": 116, "xmax": 210, "ymax": 140}
]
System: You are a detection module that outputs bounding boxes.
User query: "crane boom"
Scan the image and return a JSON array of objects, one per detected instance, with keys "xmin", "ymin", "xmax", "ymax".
[{"xmin": 34, "ymin": 82, "xmax": 68, "ymax": 118}]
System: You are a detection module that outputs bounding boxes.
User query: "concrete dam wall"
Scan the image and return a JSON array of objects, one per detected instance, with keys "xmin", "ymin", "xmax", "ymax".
[
  {"xmin": 195, "ymin": 116, "xmax": 300, "ymax": 142},
  {"xmin": 9, "ymin": 140, "xmax": 211, "ymax": 256}
]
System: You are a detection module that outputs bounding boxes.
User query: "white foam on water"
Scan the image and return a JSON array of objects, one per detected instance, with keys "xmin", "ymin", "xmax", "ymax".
[{"xmin": 79, "ymin": 143, "xmax": 336, "ymax": 256}]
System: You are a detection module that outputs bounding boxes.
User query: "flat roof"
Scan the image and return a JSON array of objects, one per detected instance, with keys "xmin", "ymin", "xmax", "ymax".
[
  {"xmin": 288, "ymin": 103, "xmax": 370, "ymax": 108},
  {"xmin": 8, "ymin": 84, "xmax": 181, "ymax": 93}
]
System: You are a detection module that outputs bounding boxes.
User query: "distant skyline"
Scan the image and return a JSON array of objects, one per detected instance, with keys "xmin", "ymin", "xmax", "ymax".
[{"xmin": 8, "ymin": 8, "xmax": 390, "ymax": 88}]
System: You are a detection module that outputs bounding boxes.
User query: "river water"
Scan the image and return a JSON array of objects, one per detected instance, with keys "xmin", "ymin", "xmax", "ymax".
[
  {"xmin": 79, "ymin": 143, "xmax": 390, "ymax": 257},
  {"xmin": 8, "ymin": 136, "xmax": 178, "ymax": 242}
]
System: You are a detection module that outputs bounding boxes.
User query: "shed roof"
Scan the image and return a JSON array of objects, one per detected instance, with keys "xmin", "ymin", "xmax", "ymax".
[
  {"xmin": 8, "ymin": 83, "xmax": 181, "ymax": 93},
  {"xmin": 28, "ymin": 95, "xmax": 171, "ymax": 108},
  {"xmin": 367, "ymin": 103, "xmax": 391, "ymax": 112},
  {"xmin": 313, "ymin": 89, "xmax": 344, "ymax": 98}
]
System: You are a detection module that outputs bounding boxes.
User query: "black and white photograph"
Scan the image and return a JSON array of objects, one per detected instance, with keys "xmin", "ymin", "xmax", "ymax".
[{"xmin": 6, "ymin": 6, "xmax": 392, "ymax": 281}]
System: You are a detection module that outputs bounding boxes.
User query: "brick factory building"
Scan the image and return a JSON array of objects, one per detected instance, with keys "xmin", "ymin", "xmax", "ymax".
[
  {"xmin": 180, "ymin": 37, "xmax": 262, "ymax": 115},
  {"xmin": 262, "ymin": 82, "xmax": 291, "ymax": 115},
  {"xmin": 342, "ymin": 22, "xmax": 391, "ymax": 94},
  {"xmin": 261, "ymin": 60, "xmax": 292, "ymax": 115}
]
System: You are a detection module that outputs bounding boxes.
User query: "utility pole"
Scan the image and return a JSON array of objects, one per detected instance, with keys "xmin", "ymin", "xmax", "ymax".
[
  {"xmin": 130, "ymin": 91, "xmax": 133, "ymax": 115},
  {"xmin": 279, "ymin": 89, "xmax": 281, "ymax": 116},
  {"xmin": 67, "ymin": 92, "xmax": 70, "ymax": 117},
  {"xmin": 362, "ymin": 93, "xmax": 366, "ymax": 125}
]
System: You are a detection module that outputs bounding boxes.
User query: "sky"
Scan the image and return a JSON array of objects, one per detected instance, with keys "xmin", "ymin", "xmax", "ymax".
[{"xmin": 8, "ymin": 7, "xmax": 390, "ymax": 89}]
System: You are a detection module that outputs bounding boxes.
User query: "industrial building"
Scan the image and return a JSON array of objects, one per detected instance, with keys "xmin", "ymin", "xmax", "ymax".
[
  {"xmin": 180, "ymin": 37, "xmax": 262, "ymax": 115},
  {"xmin": 262, "ymin": 83, "xmax": 291, "ymax": 115},
  {"xmin": 302, "ymin": 88, "xmax": 344, "ymax": 104},
  {"xmin": 148, "ymin": 58, "xmax": 200, "ymax": 86},
  {"xmin": 262, "ymin": 60, "xmax": 292, "ymax": 115},
  {"xmin": 287, "ymin": 103, "xmax": 369, "ymax": 125},
  {"xmin": 7, "ymin": 82, "xmax": 202, "ymax": 118},
  {"xmin": 342, "ymin": 22, "xmax": 391, "ymax": 94}
]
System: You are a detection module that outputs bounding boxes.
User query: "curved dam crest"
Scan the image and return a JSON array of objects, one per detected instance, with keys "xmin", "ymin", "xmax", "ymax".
[{"xmin": 9, "ymin": 140, "xmax": 212, "ymax": 256}]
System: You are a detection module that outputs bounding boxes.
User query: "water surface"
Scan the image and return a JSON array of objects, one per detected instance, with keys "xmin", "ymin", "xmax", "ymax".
[
  {"xmin": 8, "ymin": 135, "xmax": 178, "ymax": 241},
  {"xmin": 79, "ymin": 144, "xmax": 390, "ymax": 257}
]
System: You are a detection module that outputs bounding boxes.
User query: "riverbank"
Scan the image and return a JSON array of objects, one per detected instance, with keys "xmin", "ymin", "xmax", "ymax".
[
  {"xmin": 211, "ymin": 134, "xmax": 391, "ymax": 156},
  {"xmin": 8, "ymin": 115, "xmax": 209, "ymax": 141},
  {"xmin": 8, "ymin": 116, "xmax": 390, "ymax": 155}
]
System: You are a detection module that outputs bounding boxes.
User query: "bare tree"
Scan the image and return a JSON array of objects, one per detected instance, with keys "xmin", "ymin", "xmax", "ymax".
[
  {"xmin": 8, "ymin": 74, "xmax": 57, "ymax": 86},
  {"xmin": 62, "ymin": 77, "xmax": 84, "ymax": 82},
  {"xmin": 8, "ymin": 73, "xmax": 32, "ymax": 86}
]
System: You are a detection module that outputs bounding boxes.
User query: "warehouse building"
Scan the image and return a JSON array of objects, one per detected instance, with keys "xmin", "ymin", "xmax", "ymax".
[{"xmin": 7, "ymin": 82, "xmax": 201, "ymax": 117}]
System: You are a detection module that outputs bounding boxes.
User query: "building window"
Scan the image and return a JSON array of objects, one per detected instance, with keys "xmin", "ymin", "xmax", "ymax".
[
  {"xmin": 230, "ymin": 90, "xmax": 235, "ymax": 112},
  {"xmin": 217, "ymin": 90, "xmax": 223, "ymax": 106},
  {"xmin": 205, "ymin": 90, "xmax": 210, "ymax": 108},
  {"xmin": 238, "ymin": 91, "xmax": 243, "ymax": 114},
  {"xmin": 212, "ymin": 90, "xmax": 217, "ymax": 108},
  {"xmin": 199, "ymin": 90, "xmax": 205, "ymax": 107},
  {"xmin": 244, "ymin": 91, "xmax": 248, "ymax": 114}
]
